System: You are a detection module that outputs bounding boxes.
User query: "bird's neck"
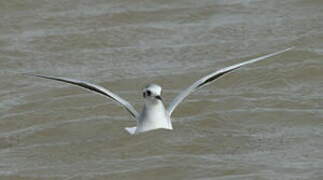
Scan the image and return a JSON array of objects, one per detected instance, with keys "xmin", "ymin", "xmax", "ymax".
[
  {"xmin": 144, "ymin": 99, "xmax": 166, "ymax": 112},
  {"xmin": 141, "ymin": 99, "xmax": 169, "ymax": 123}
]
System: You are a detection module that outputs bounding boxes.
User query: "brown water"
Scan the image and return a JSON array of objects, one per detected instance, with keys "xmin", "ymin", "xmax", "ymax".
[{"xmin": 1, "ymin": 0, "xmax": 323, "ymax": 179}]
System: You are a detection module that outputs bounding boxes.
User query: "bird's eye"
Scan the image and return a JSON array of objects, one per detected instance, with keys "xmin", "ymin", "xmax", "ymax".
[{"xmin": 146, "ymin": 90, "xmax": 151, "ymax": 96}]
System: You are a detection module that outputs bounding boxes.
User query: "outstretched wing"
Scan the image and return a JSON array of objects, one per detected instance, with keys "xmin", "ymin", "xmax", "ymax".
[
  {"xmin": 25, "ymin": 74, "xmax": 139, "ymax": 119},
  {"xmin": 167, "ymin": 48, "xmax": 293, "ymax": 116}
]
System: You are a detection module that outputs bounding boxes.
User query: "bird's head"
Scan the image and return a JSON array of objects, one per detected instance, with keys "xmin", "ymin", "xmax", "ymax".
[{"xmin": 143, "ymin": 84, "xmax": 163, "ymax": 103}]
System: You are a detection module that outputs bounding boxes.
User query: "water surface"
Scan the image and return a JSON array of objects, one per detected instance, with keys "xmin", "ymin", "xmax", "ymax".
[{"xmin": 1, "ymin": 0, "xmax": 323, "ymax": 179}]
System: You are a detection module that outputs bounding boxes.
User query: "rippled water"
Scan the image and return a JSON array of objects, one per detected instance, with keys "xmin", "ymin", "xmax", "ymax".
[{"xmin": 1, "ymin": 0, "xmax": 323, "ymax": 179}]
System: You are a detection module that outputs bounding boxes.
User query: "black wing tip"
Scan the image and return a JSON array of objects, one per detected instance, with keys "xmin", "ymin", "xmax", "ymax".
[
  {"xmin": 23, "ymin": 73, "xmax": 65, "ymax": 82},
  {"xmin": 196, "ymin": 66, "xmax": 240, "ymax": 89}
]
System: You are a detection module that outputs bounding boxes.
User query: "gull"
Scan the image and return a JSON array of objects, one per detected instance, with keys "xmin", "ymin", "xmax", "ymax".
[{"xmin": 26, "ymin": 48, "xmax": 292, "ymax": 135}]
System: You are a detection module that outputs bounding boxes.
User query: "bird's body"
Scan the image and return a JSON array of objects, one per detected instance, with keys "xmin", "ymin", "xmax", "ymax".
[
  {"xmin": 26, "ymin": 48, "xmax": 292, "ymax": 135},
  {"xmin": 126, "ymin": 84, "xmax": 172, "ymax": 134},
  {"xmin": 135, "ymin": 98, "xmax": 172, "ymax": 134}
]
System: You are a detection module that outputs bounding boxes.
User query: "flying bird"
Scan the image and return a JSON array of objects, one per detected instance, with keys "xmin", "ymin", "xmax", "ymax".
[{"xmin": 26, "ymin": 48, "xmax": 292, "ymax": 135}]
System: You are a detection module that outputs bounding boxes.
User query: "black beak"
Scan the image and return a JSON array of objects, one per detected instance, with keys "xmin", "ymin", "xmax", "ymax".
[{"xmin": 155, "ymin": 95, "xmax": 163, "ymax": 101}]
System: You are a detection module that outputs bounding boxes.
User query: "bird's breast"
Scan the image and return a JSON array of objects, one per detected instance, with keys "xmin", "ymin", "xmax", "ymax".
[{"xmin": 136, "ymin": 103, "xmax": 172, "ymax": 133}]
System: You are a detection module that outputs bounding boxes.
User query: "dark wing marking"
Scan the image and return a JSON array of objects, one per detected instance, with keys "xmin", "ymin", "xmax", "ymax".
[
  {"xmin": 25, "ymin": 74, "xmax": 139, "ymax": 119},
  {"xmin": 167, "ymin": 48, "xmax": 293, "ymax": 116}
]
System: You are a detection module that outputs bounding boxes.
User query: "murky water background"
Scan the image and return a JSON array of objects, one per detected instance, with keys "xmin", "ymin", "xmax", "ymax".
[{"xmin": 1, "ymin": 0, "xmax": 323, "ymax": 179}]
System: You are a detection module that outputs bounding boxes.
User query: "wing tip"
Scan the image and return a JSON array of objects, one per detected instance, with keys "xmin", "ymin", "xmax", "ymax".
[
  {"xmin": 22, "ymin": 72, "xmax": 48, "ymax": 79},
  {"xmin": 22, "ymin": 72, "xmax": 36, "ymax": 77},
  {"xmin": 279, "ymin": 47, "xmax": 294, "ymax": 53}
]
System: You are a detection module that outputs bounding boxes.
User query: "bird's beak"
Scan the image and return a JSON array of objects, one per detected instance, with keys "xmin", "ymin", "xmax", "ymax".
[{"xmin": 155, "ymin": 95, "xmax": 163, "ymax": 101}]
